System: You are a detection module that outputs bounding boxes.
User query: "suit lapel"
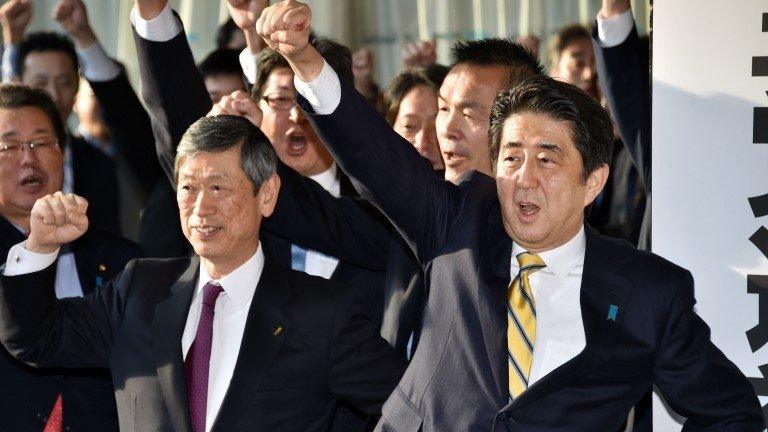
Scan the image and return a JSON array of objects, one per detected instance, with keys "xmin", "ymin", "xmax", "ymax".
[
  {"xmin": 211, "ymin": 260, "xmax": 293, "ymax": 430},
  {"xmin": 506, "ymin": 225, "xmax": 632, "ymax": 410},
  {"xmin": 478, "ymin": 204, "xmax": 514, "ymax": 404},
  {"xmin": 153, "ymin": 256, "xmax": 199, "ymax": 432}
]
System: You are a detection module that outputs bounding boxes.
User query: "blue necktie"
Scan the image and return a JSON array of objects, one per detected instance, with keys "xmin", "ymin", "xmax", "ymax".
[{"xmin": 291, "ymin": 244, "xmax": 307, "ymax": 271}]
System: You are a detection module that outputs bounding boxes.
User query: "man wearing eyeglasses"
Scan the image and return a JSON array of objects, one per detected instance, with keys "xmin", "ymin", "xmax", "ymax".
[{"xmin": 0, "ymin": 84, "xmax": 142, "ymax": 431}]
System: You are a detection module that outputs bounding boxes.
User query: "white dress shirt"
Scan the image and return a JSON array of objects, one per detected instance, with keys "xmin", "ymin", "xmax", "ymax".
[
  {"xmin": 181, "ymin": 246, "xmax": 264, "ymax": 432},
  {"xmin": 130, "ymin": 2, "xmax": 182, "ymax": 42},
  {"xmin": 512, "ymin": 227, "xmax": 587, "ymax": 386},
  {"xmin": 4, "ymin": 241, "xmax": 265, "ymax": 432},
  {"xmin": 5, "ymin": 240, "xmax": 84, "ymax": 299},
  {"xmin": 596, "ymin": 8, "xmax": 635, "ymax": 48}
]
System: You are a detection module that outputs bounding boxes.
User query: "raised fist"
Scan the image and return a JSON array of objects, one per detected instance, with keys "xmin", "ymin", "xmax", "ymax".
[
  {"xmin": 402, "ymin": 40, "xmax": 436, "ymax": 68},
  {"xmin": 53, "ymin": 0, "xmax": 96, "ymax": 47},
  {"xmin": 225, "ymin": 0, "xmax": 268, "ymax": 30},
  {"xmin": 208, "ymin": 90, "xmax": 263, "ymax": 127},
  {"xmin": 0, "ymin": 0, "xmax": 32, "ymax": 45},
  {"xmin": 27, "ymin": 192, "xmax": 89, "ymax": 254},
  {"xmin": 255, "ymin": 0, "xmax": 311, "ymax": 59}
]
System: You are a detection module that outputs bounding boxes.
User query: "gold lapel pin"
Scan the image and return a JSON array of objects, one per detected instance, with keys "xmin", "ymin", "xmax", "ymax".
[
  {"xmin": 98, "ymin": 264, "xmax": 107, "ymax": 272},
  {"xmin": 273, "ymin": 325, "xmax": 284, "ymax": 336}
]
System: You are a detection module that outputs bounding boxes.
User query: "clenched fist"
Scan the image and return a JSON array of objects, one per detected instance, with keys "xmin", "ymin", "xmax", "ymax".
[
  {"xmin": 208, "ymin": 90, "xmax": 263, "ymax": 127},
  {"xmin": 27, "ymin": 192, "xmax": 89, "ymax": 254},
  {"xmin": 54, "ymin": 0, "xmax": 96, "ymax": 48},
  {"xmin": 255, "ymin": 0, "xmax": 311, "ymax": 59},
  {"xmin": 0, "ymin": 0, "xmax": 32, "ymax": 45}
]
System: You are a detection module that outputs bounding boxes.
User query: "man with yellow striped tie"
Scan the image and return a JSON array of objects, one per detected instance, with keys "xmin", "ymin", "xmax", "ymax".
[{"xmin": 259, "ymin": 2, "xmax": 764, "ymax": 428}]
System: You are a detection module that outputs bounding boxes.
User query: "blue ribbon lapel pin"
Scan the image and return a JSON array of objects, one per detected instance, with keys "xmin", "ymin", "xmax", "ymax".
[{"xmin": 607, "ymin": 304, "xmax": 619, "ymax": 322}]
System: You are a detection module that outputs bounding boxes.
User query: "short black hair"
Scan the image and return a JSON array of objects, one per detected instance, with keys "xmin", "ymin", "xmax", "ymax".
[
  {"xmin": 450, "ymin": 38, "xmax": 544, "ymax": 76},
  {"xmin": 0, "ymin": 84, "xmax": 67, "ymax": 149},
  {"xmin": 175, "ymin": 115, "xmax": 278, "ymax": 194},
  {"xmin": 198, "ymin": 48, "xmax": 244, "ymax": 80},
  {"xmin": 384, "ymin": 68, "xmax": 437, "ymax": 125},
  {"xmin": 423, "ymin": 63, "xmax": 450, "ymax": 88},
  {"xmin": 547, "ymin": 24, "xmax": 592, "ymax": 70},
  {"xmin": 253, "ymin": 36, "xmax": 353, "ymax": 99},
  {"xmin": 16, "ymin": 32, "xmax": 79, "ymax": 78},
  {"xmin": 489, "ymin": 74, "xmax": 612, "ymax": 180},
  {"xmin": 216, "ymin": 18, "xmax": 242, "ymax": 49}
]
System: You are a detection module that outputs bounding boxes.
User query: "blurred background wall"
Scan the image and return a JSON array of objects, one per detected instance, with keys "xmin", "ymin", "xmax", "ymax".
[{"xmin": 20, "ymin": 0, "xmax": 650, "ymax": 91}]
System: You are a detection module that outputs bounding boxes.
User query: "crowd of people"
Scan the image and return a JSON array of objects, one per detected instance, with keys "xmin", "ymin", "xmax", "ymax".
[{"xmin": 0, "ymin": 0, "xmax": 760, "ymax": 431}]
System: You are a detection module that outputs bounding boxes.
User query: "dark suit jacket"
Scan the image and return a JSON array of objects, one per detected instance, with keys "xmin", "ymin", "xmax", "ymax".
[
  {"xmin": 71, "ymin": 135, "xmax": 120, "ymax": 235},
  {"xmin": 133, "ymin": 26, "xmax": 393, "ymax": 431},
  {"xmin": 266, "ymin": 163, "xmax": 425, "ymax": 356},
  {"xmin": 592, "ymin": 24, "xmax": 651, "ymax": 251},
  {"xmin": 87, "ymin": 61, "xmax": 188, "ymax": 258},
  {"xmin": 0, "ymin": 253, "xmax": 407, "ymax": 432},
  {"xmin": 0, "ymin": 216, "xmax": 142, "ymax": 432},
  {"xmin": 294, "ymin": 76, "xmax": 764, "ymax": 431}
]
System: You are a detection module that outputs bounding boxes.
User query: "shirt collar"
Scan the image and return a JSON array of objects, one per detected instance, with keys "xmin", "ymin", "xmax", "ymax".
[
  {"xmin": 511, "ymin": 225, "xmax": 586, "ymax": 280},
  {"xmin": 197, "ymin": 243, "xmax": 265, "ymax": 311},
  {"xmin": 308, "ymin": 163, "xmax": 340, "ymax": 197}
]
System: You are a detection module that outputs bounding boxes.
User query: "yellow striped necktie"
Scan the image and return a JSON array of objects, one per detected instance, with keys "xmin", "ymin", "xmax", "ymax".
[{"xmin": 507, "ymin": 251, "xmax": 546, "ymax": 400}]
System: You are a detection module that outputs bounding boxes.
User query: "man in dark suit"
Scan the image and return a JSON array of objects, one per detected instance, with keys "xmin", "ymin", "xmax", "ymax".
[
  {"xmin": 592, "ymin": 0, "xmax": 650, "ymax": 252},
  {"xmin": 0, "ymin": 114, "xmax": 407, "ymax": 432},
  {"xmin": 258, "ymin": 2, "xmax": 764, "ymax": 430},
  {"xmin": 0, "ymin": 84, "xmax": 141, "ymax": 432},
  {"xmin": 133, "ymin": 4, "xmax": 394, "ymax": 429}
]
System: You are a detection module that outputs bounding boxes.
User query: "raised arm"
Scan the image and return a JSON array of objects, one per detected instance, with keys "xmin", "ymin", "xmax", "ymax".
[
  {"xmin": 0, "ymin": 193, "xmax": 131, "ymax": 369},
  {"xmin": 132, "ymin": 0, "xmax": 211, "ymax": 181},
  {"xmin": 55, "ymin": 0, "xmax": 163, "ymax": 194},
  {"xmin": 257, "ymin": 0, "xmax": 460, "ymax": 264},
  {"xmin": 264, "ymin": 162, "xmax": 391, "ymax": 271},
  {"xmin": 593, "ymin": 0, "xmax": 651, "ymax": 192}
]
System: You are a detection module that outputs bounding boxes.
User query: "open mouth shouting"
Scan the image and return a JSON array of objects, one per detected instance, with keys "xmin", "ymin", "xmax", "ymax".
[
  {"xmin": 517, "ymin": 201, "xmax": 541, "ymax": 222},
  {"xmin": 19, "ymin": 172, "xmax": 46, "ymax": 194},
  {"xmin": 285, "ymin": 128, "xmax": 308, "ymax": 157}
]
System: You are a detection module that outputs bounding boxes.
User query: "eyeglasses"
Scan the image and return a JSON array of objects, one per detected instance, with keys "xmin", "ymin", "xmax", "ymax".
[
  {"xmin": 261, "ymin": 94, "xmax": 297, "ymax": 111},
  {"xmin": 0, "ymin": 138, "xmax": 59, "ymax": 157}
]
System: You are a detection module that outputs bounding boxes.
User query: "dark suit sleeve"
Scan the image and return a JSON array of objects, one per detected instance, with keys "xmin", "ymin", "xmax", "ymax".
[
  {"xmin": 262, "ymin": 162, "xmax": 391, "ymax": 271},
  {"xmin": 329, "ymin": 295, "xmax": 407, "ymax": 414},
  {"xmin": 88, "ymin": 70, "xmax": 164, "ymax": 194},
  {"xmin": 133, "ymin": 21, "xmax": 211, "ymax": 182},
  {"xmin": 0, "ymin": 260, "xmax": 137, "ymax": 369},
  {"xmin": 653, "ymin": 270, "xmax": 764, "ymax": 430},
  {"xmin": 300, "ymin": 78, "xmax": 461, "ymax": 265},
  {"xmin": 592, "ymin": 24, "xmax": 651, "ymax": 193}
]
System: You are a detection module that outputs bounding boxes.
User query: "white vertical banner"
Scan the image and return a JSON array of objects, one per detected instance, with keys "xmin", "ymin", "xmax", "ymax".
[{"xmin": 652, "ymin": 1, "xmax": 768, "ymax": 430}]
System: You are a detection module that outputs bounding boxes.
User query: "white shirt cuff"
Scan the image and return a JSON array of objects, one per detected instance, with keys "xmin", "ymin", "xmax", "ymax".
[
  {"xmin": 4, "ymin": 241, "xmax": 60, "ymax": 276},
  {"xmin": 2, "ymin": 44, "xmax": 18, "ymax": 83},
  {"xmin": 596, "ymin": 8, "xmax": 634, "ymax": 48},
  {"xmin": 239, "ymin": 48, "xmax": 259, "ymax": 85},
  {"xmin": 293, "ymin": 60, "xmax": 341, "ymax": 115},
  {"xmin": 77, "ymin": 41, "xmax": 121, "ymax": 82},
  {"xmin": 130, "ymin": 2, "xmax": 182, "ymax": 42}
]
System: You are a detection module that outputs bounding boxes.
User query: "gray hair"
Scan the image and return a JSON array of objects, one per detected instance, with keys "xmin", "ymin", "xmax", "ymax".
[{"xmin": 174, "ymin": 115, "xmax": 278, "ymax": 194}]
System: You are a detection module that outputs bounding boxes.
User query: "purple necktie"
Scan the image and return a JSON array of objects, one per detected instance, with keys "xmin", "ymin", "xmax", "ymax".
[{"xmin": 185, "ymin": 282, "xmax": 223, "ymax": 432}]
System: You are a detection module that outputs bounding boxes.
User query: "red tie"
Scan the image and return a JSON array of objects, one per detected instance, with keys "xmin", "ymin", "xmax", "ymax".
[{"xmin": 43, "ymin": 393, "xmax": 63, "ymax": 432}]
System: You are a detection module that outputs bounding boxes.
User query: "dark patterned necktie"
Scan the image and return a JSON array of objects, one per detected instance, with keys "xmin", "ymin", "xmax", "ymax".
[{"xmin": 185, "ymin": 282, "xmax": 223, "ymax": 432}]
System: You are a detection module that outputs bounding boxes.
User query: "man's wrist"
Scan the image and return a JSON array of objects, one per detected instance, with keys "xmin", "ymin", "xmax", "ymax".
[
  {"xmin": 135, "ymin": 0, "xmax": 168, "ymax": 20},
  {"xmin": 599, "ymin": 1, "xmax": 631, "ymax": 19},
  {"xmin": 3, "ymin": 29, "xmax": 21, "ymax": 45},
  {"xmin": 286, "ymin": 45, "xmax": 325, "ymax": 83},
  {"xmin": 243, "ymin": 28, "xmax": 265, "ymax": 54},
  {"xmin": 25, "ymin": 239, "xmax": 59, "ymax": 255},
  {"xmin": 73, "ymin": 28, "xmax": 97, "ymax": 50}
]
